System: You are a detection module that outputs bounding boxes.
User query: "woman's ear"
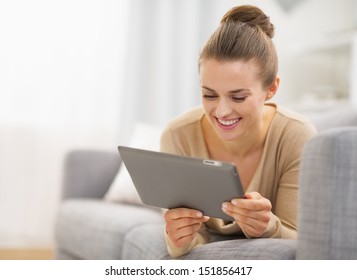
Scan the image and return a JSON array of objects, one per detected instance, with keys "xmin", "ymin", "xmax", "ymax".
[{"xmin": 266, "ymin": 77, "xmax": 280, "ymax": 101}]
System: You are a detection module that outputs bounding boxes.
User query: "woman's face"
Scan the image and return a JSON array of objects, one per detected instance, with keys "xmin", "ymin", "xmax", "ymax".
[{"xmin": 200, "ymin": 59, "xmax": 276, "ymax": 142}]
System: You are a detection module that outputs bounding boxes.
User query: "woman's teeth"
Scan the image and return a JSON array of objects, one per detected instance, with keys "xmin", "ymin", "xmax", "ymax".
[{"xmin": 218, "ymin": 118, "xmax": 240, "ymax": 126}]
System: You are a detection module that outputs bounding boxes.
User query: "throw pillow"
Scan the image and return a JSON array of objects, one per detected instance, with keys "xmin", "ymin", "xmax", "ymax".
[{"xmin": 104, "ymin": 122, "xmax": 162, "ymax": 204}]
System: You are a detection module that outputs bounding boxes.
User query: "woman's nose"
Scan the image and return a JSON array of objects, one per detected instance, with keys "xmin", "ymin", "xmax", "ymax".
[{"xmin": 215, "ymin": 98, "xmax": 233, "ymax": 118}]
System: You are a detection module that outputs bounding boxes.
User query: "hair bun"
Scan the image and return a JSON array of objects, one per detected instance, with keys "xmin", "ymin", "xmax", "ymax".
[{"xmin": 220, "ymin": 5, "xmax": 274, "ymax": 39}]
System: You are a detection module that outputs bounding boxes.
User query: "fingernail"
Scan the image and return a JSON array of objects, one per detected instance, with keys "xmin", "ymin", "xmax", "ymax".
[
  {"xmin": 222, "ymin": 202, "xmax": 228, "ymax": 209},
  {"xmin": 232, "ymin": 199, "xmax": 238, "ymax": 206},
  {"xmin": 195, "ymin": 212, "xmax": 203, "ymax": 217}
]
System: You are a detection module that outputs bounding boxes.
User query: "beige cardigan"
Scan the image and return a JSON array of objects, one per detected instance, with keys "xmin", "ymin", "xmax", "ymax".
[{"xmin": 160, "ymin": 103, "xmax": 316, "ymax": 258}]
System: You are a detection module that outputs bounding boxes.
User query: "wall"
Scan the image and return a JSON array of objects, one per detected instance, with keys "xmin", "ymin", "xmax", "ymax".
[{"xmin": 276, "ymin": 0, "xmax": 357, "ymax": 110}]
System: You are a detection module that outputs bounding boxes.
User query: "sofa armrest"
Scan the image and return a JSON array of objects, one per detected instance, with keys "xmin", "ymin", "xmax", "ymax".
[
  {"xmin": 297, "ymin": 127, "xmax": 357, "ymax": 259},
  {"xmin": 61, "ymin": 150, "xmax": 121, "ymax": 200}
]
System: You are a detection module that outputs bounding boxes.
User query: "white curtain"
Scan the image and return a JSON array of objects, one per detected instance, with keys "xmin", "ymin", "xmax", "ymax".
[{"xmin": 0, "ymin": 0, "xmax": 129, "ymax": 247}]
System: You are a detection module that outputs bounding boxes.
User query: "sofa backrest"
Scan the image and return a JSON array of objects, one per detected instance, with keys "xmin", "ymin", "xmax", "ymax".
[
  {"xmin": 307, "ymin": 108, "xmax": 357, "ymax": 132},
  {"xmin": 297, "ymin": 127, "xmax": 357, "ymax": 259}
]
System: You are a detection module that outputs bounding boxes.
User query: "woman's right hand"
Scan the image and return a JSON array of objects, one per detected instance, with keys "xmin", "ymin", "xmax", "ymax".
[{"xmin": 164, "ymin": 208, "xmax": 210, "ymax": 248}]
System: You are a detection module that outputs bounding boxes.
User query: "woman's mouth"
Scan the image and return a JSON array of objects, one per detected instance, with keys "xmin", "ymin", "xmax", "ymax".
[{"xmin": 216, "ymin": 117, "xmax": 241, "ymax": 130}]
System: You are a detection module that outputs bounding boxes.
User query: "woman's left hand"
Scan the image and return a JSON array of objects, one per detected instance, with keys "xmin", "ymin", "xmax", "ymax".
[{"xmin": 222, "ymin": 191, "xmax": 272, "ymax": 237}]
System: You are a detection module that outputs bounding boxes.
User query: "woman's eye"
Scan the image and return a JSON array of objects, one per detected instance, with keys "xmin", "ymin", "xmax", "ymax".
[
  {"xmin": 232, "ymin": 96, "xmax": 247, "ymax": 103},
  {"xmin": 202, "ymin": 94, "xmax": 218, "ymax": 100}
]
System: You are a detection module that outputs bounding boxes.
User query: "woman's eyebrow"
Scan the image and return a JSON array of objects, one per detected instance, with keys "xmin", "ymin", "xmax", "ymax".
[
  {"xmin": 202, "ymin": 85, "xmax": 251, "ymax": 94},
  {"xmin": 201, "ymin": 86, "xmax": 216, "ymax": 92},
  {"xmin": 229, "ymin": 89, "xmax": 251, "ymax": 94}
]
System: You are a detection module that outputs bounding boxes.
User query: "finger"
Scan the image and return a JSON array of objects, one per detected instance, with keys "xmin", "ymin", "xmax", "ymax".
[
  {"xmin": 230, "ymin": 196, "xmax": 272, "ymax": 211},
  {"xmin": 222, "ymin": 202, "xmax": 271, "ymax": 237},
  {"xmin": 221, "ymin": 207, "xmax": 268, "ymax": 237},
  {"xmin": 164, "ymin": 208, "xmax": 205, "ymax": 221},
  {"xmin": 173, "ymin": 231, "xmax": 198, "ymax": 247},
  {"xmin": 167, "ymin": 221, "xmax": 202, "ymax": 241},
  {"xmin": 222, "ymin": 202, "xmax": 258, "ymax": 219},
  {"xmin": 233, "ymin": 212, "xmax": 269, "ymax": 229},
  {"xmin": 244, "ymin": 191, "xmax": 261, "ymax": 199},
  {"xmin": 166, "ymin": 216, "xmax": 207, "ymax": 233},
  {"xmin": 166, "ymin": 217, "xmax": 209, "ymax": 247},
  {"xmin": 222, "ymin": 202, "xmax": 270, "ymax": 224}
]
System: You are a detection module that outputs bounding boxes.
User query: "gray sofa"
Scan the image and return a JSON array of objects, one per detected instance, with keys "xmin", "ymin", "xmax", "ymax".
[{"xmin": 55, "ymin": 109, "xmax": 357, "ymax": 259}]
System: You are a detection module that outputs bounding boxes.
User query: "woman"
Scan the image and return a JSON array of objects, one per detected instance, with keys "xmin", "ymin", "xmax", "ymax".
[{"xmin": 161, "ymin": 5, "xmax": 316, "ymax": 258}]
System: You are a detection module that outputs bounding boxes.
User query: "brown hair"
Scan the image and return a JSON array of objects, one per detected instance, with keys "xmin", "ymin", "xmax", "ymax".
[{"xmin": 199, "ymin": 5, "xmax": 278, "ymax": 88}]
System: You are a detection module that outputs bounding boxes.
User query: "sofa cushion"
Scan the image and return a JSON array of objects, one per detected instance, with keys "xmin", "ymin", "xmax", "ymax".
[
  {"xmin": 178, "ymin": 238, "xmax": 296, "ymax": 260},
  {"xmin": 122, "ymin": 222, "xmax": 296, "ymax": 260},
  {"xmin": 55, "ymin": 199, "xmax": 163, "ymax": 259},
  {"xmin": 122, "ymin": 224, "xmax": 170, "ymax": 260}
]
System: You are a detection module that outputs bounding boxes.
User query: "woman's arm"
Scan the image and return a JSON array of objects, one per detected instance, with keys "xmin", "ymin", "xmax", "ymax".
[{"xmin": 222, "ymin": 122, "xmax": 316, "ymax": 239}]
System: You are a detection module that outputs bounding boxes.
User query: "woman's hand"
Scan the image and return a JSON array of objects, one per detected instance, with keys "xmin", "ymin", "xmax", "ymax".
[
  {"xmin": 222, "ymin": 192, "xmax": 272, "ymax": 237},
  {"xmin": 164, "ymin": 208, "xmax": 209, "ymax": 248}
]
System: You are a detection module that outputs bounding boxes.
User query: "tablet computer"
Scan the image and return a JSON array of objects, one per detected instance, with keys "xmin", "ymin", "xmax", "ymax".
[{"xmin": 118, "ymin": 145, "xmax": 244, "ymax": 221}]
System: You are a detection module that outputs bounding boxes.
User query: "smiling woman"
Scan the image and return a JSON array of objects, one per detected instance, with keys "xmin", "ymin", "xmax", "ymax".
[{"xmin": 160, "ymin": 4, "xmax": 317, "ymax": 259}]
